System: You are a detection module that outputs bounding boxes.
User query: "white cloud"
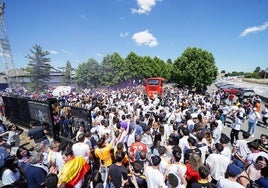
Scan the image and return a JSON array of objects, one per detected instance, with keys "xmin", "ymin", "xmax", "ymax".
[
  {"xmin": 49, "ymin": 50, "xmax": 58, "ymax": 54},
  {"xmin": 132, "ymin": 29, "xmax": 158, "ymax": 47},
  {"xmin": 240, "ymin": 21, "xmax": 268, "ymax": 37},
  {"xmin": 81, "ymin": 14, "xmax": 87, "ymax": 20},
  {"xmin": 62, "ymin": 49, "xmax": 72, "ymax": 55},
  {"xmin": 131, "ymin": 0, "xmax": 158, "ymax": 14},
  {"xmin": 97, "ymin": 53, "xmax": 103, "ymax": 57},
  {"xmin": 120, "ymin": 32, "xmax": 129, "ymax": 38}
]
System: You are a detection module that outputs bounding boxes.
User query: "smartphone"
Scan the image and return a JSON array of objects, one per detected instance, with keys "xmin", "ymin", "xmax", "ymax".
[{"xmin": 122, "ymin": 171, "xmax": 128, "ymax": 180}]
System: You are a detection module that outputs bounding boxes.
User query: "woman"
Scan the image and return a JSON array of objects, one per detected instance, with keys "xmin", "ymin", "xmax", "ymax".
[
  {"xmin": 1, "ymin": 155, "xmax": 27, "ymax": 188},
  {"xmin": 185, "ymin": 153, "xmax": 202, "ymax": 187},
  {"xmin": 246, "ymin": 155, "xmax": 268, "ymax": 182}
]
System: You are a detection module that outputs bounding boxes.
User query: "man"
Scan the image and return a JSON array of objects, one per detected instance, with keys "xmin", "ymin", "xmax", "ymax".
[
  {"xmin": 28, "ymin": 121, "xmax": 49, "ymax": 146},
  {"xmin": 190, "ymin": 165, "xmax": 216, "ymax": 188},
  {"xmin": 129, "ymin": 134, "xmax": 147, "ymax": 162},
  {"xmin": 23, "ymin": 151, "xmax": 48, "ymax": 188},
  {"xmin": 144, "ymin": 155, "xmax": 166, "ymax": 188},
  {"xmin": 205, "ymin": 143, "xmax": 230, "ymax": 184},
  {"xmin": 72, "ymin": 133, "xmax": 91, "ymax": 163},
  {"xmin": 107, "ymin": 151, "xmax": 128, "ymax": 188},
  {"xmin": 216, "ymin": 164, "xmax": 244, "ymax": 188},
  {"xmin": 57, "ymin": 147, "xmax": 90, "ymax": 188}
]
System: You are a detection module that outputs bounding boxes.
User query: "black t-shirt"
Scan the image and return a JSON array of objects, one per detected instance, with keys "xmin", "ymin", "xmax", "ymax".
[
  {"xmin": 126, "ymin": 174, "xmax": 147, "ymax": 188},
  {"xmin": 184, "ymin": 147, "xmax": 202, "ymax": 162},
  {"xmin": 28, "ymin": 126, "xmax": 46, "ymax": 143},
  {"xmin": 108, "ymin": 164, "xmax": 127, "ymax": 188},
  {"xmin": 190, "ymin": 181, "xmax": 216, "ymax": 188}
]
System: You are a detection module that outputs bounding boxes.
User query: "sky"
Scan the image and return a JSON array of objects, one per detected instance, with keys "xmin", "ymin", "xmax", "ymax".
[{"xmin": 0, "ymin": 0, "xmax": 268, "ymax": 73}]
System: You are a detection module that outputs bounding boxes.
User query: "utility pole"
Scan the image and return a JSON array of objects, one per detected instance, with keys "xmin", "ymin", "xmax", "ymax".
[{"xmin": 0, "ymin": 1, "xmax": 17, "ymax": 88}]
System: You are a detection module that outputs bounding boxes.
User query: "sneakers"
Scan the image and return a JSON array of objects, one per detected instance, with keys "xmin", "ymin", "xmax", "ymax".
[{"xmin": 251, "ymin": 134, "xmax": 254, "ymax": 138}]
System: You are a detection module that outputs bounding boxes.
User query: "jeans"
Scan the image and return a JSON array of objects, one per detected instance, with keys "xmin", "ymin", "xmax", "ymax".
[
  {"xmin": 230, "ymin": 129, "xmax": 239, "ymax": 145},
  {"xmin": 248, "ymin": 121, "xmax": 257, "ymax": 135}
]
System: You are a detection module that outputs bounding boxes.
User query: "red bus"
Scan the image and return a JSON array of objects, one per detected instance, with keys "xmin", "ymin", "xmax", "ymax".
[{"xmin": 145, "ymin": 77, "xmax": 164, "ymax": 98}]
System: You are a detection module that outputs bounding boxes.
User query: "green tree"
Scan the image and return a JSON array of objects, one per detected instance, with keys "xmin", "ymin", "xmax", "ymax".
[
  {"xmin": 26, "ymin": 44, "xmax": 51, "ymax": 92},
  {"xmin": 99, "ymin": 53, "xmax": 127, "ymax": 86},
  {"xmin": 75, "ymin": 58, "xmax": 100, "ymax": 88},
  {"xmin": 173, "ymin": 47, "xmax": 218, "ymax": 91},
  {"xmin": 254, "ymin": 66, "xmax": 261, "ymax": 73},
  {"xmin": 125, "ymin": 52, "xmax": 144, "ymax": 80},
  {"xmin": 62, "ymin": 61, "xmax": 73, "ymax": 85}
]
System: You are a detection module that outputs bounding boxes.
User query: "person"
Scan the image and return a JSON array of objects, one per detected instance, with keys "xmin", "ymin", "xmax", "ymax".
[
  {"xmin": 190, "ymin": 165, "xmax": 216, "ymax": 188},
  {"xmin": 129, "ymin": 134, "xmax": 147, "ymax": 162},
  {"xmin": 126, "ymin": 161, "xmax": 147, "ymax": 188},
  {"xmin": 232, "ymin": 131, "xmax": 251, "ymax": 163},
  {"xmin": 259, "ymin": 134, "xmax": 268, "ymax": 153},
  {"xmin": 205, "ymin": 143, "xmax": 230, "ymax": 184},
  {"xmin": 247, "ymin": 107, "xmax": 260, "ymax": 138},
  {"xmin": 165, "ymin": 147, "xmax": 187, "ymax": 188},
  {"xmin": 95, "ymin": 136, "xmax": 115, "ymax": 168},
  {"xmin": 57, "ymin": 147, "xmax": 90, "ymax": 188},
  {"xmin": 23, "ymin": 151, "xmax": 48, "ymax": 188},
  {"xmin": 44, "ymin": 173, "xmax": 58, "ymax": 188},
  {"xmin": 0, "ymin": 136, "xmax": 9, "ymax": 169},
  {"xmin": 0, "ymin": 119, "xmax": 8, "ymax": 138},
  {"xmin": 220, "ymin": 134, "xmax": 231, "ymax": 160},
  {"xmin": 6, "ymin": 124, "xmax": 23, "ymax": 155},
  {"xmin": 184, "ymin": 137, "xmax": 201, "ymax": 164},
  {"xmin": 216, "ymin": 163, "xmax": 244, "ymax": 188},
  {"xmin": 144, "ymin": 155, "xmax": 166, "ymax": 188},
  {"xmin": 261, "ymin": 103, "xmax": 268, "ymax": 128},
  {"xmin": 185, "ymin": 153, "xmax": 202, "ymax": 187},
  {"xmin": 107, "ymin": 151, "xmax": 128, "ymax": 188},
  {"xmin": 1, "ymin": 155, "xmax": 27, "ymax": 187},
  {"xmin": 72, "ymin": 133, "xmax": 91, "ymax": 163},
  {"xmin": 246, "ymin": 155, "xmax": 268, "ymax": 182},
  {"xmin": 246, "ymin": 140, "xmax": 268, "ymax": 167},
  {"xmin": 28, "ymin": 121, "xmax": 49, "ymax": 146},
  {"xmin": 230, "ymin": 111, "xmax": 244, "ymax": 146}
]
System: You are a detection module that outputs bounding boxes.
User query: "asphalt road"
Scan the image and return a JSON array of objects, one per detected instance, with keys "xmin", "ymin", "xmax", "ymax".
[{"xmin": 207, "ymin": 83, "xmax": 267, "ymax": 143}]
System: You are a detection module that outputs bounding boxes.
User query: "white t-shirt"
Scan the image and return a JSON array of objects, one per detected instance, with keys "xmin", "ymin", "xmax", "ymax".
[
  {"xmin": 221, "ymin": 146, "xmax": 232, "ymax": 160},
  {"xmin": 144, "ymin": 166, "xmax": 167, "ymax": 188},
  {"xmin": 166, "ymin": 163, "xmax": 187, "ymax": 188},
  {"xmin": 217, "ymin": 178, "xmax": 244, "ymax": 188},
  {"xmin": 235, "ymin": 139, "xmax": 251, "ymax": 160},
  {"xmin": 2, "ymin": 168, "xmax": 20, "ymax": 185},
  {"xmin": 206, "ymin": 153, "xmax": 230, "ymax": 180},
  {"xmin": 72, "ymin": 142, "xmax": 90, "ymax": 162}
]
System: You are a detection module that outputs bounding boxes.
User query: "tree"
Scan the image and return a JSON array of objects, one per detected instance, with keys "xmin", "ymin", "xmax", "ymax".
[
  {"xmin": 75, "ymin": 58, "xmax": 100, "ymax": 88},
  {"xmin": 254, "ymin": 66, "xmax": 261, "ymax": 73},
  {"xmin": 99, "ymin": 53, "xmax": 127, "ymax": 86},
  {"xmin": 26, "ymin": 44, "xmax": 51, "ymax": 92},
  {"xmin": 173, "ymin": 47, "xmax": 218, "ymax": 91},
  {"xmin": 62, "ymin": 61, "xmax": 73, "ymax": 85}
]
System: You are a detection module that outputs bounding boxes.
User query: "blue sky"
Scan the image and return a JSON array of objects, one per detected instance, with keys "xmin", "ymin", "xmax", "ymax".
[{"xmin": 1, "ymin": 0, "xmax": 268, "ymax": 73}]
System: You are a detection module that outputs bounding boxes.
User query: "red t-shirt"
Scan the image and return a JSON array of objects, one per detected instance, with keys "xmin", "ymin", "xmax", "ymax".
[
  {"xmin": 186, "ymin": 163, "xmax": 201, "ymax": 184},
  {"xmin": 129, "ymin": 142, "xmax": 147, "ymax": 162}
]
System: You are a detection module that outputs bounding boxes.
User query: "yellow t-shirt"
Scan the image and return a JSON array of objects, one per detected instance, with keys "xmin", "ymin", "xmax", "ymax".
[{"xmin": 95, "ymin": 143, "xmax": 113, "ymax": 167}]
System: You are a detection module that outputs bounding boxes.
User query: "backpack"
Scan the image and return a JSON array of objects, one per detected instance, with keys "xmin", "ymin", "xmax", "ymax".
[{"xmin": 237, "ymin": 175, "xmax": 261, "ymax": 188}]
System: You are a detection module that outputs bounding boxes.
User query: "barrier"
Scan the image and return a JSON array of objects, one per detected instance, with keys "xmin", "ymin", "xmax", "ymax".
[{"xmin": 1, "ymin": 96, "xmax": 92, "ymax": 142}]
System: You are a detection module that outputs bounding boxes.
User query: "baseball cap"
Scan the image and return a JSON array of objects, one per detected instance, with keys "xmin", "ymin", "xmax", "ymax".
[{"xmin": 227, "ymin": 164, "xmax": 243, "ymax": 177}]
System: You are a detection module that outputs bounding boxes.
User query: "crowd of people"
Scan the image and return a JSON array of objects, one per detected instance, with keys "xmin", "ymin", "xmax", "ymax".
[{"xmin": 0, "ymin": 84, "xmax": 268, "ymax": 188}]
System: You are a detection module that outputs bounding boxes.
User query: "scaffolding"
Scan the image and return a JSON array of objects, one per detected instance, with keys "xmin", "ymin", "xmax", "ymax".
[{"xmin": 0, "ymin": 2, "xmax": 17, "ymax": 87}]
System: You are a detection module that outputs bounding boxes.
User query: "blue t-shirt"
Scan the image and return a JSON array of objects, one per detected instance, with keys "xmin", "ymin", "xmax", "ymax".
[{"xmin": 23, "ymin": 164, "xmax": 47, "ymax": 188}]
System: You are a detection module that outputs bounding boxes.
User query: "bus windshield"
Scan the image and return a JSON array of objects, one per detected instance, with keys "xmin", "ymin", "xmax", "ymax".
[{"xmin": 147, "ymin": 79, "xmax": 160, "ymax": 85}]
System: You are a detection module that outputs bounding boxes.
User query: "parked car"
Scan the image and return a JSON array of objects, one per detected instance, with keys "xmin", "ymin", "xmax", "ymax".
[
  {"xmin": 241, "ymin": 89, "xmax": 256, "ymax": 98},
  {"xmin": 223, "ymin": 87, "xmax": 239, "ymax": 94}
]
